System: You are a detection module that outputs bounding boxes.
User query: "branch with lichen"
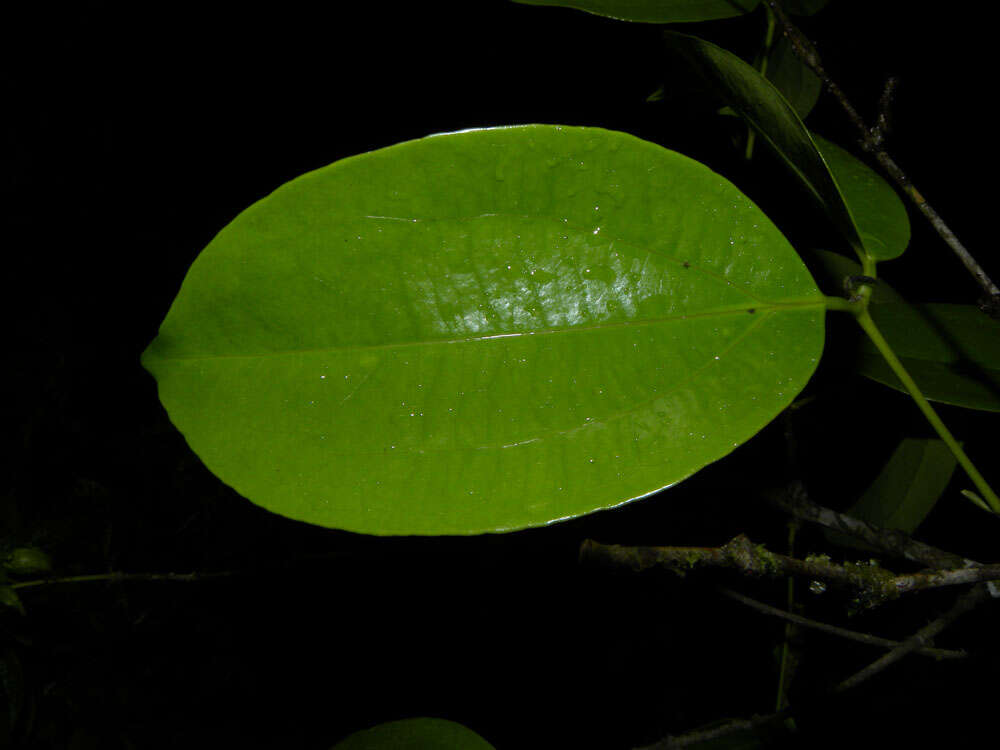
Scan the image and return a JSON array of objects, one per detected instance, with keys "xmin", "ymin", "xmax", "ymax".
[
  {"xmin": 765, "ymin": 481, "xmax": 971, "ymax": 568},
  {"xmin": 580, "ymin": 535, "xmax": 1000, "ymax": 607},
  {"xmin": 765, "ymin": 481, "xmax": 999, "ymax": 598}
]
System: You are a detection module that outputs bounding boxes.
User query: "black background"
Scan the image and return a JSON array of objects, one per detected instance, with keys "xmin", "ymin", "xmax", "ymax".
[{"xmin": 4, "ymin": 1, "xmax": 998, "ymax": 748}]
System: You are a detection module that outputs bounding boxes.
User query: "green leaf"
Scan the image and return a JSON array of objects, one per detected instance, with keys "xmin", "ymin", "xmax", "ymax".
[
  {"xmin": 143, "ymin": 125, "xmax": 825, "ymax": 535},
  {"xmin": 759, "ymin": 33, "xmax": 821, "ymax": 119},
  {"xmin": 511, "ymin": 0, "xmax": 759, "ymax": 23},
  {"xmin": 825, "ymin": 438, "xmax": 957, "ymax": 552},
  {"xmin": 3, "ymin": 547, "xmax": 53, "ymax": 577},
  {"xmin": 857, "ymin": 303, "xmax": 1000, "ymax": 411},
  {"xmin": 810, "ymin": 134, "xmax": 910, "ymax": 260},
  {"xmin": 332, "ymin": 718, "xmax": 495, "ymax": 750},
  {"xmin": 812, "ymin": 251, "xmax": 1000, "ymax": 411},
  {"xmin": 663, "ymin": 32, "xmax": 867, "ymax": 260},
  {"xmin": 0, "ymin": 586, "xmax": 24, "ymax": 616}
]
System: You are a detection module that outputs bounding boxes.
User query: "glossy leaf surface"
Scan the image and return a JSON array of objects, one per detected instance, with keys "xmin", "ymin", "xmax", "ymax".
[
  {"xmin": 825, "ymin": 438, "xmax": 956, "ymax": 552},
  {"xmin": 811, "ymin": 134, "xmax": 910, "ymax": 260},
  {"xmin": 664, "ymin": 32, "xmax": 866, "ymax": 259},
  {"xmin": 332, "ymin": 719, "xmax": 494, "ymax": 750},
  {"xmin": 812, "ymin": 252, "xmax": 1000, "ymax": 411},
  {"xmin": 143, "ymin": 125, "xmax": 825, "ymax": 535},
  {"xmin": 512, "ymin": 0, "xmax": 758, "ymax": 23}
]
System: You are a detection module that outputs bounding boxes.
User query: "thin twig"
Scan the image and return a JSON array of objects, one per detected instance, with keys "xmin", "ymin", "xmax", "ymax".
[
  {"xmin": 637, "ymin": 584, "xmax": 986, "ymax": 749},
  {"xmin": 764, "ymin": 0, "xmax": 1000, "ymax": 312},
  {"xmin": 766, "ymin": 482, "xmax": 976, "ymax": 569},
  {"xmin": 766, "ymin": 481, "xmax": 999, "ymax": 598},
  {"xmin": 836, "ymin": 583, "xmax": 989, "ymax": 691},
  {"xmin": 11, "ymin": 571, "xmax": 234, "ymax": 591},
  {"xmin": 717, "ymin": 586, "xmax": 965, "ymax": 659},
  {"xmin": 635, "ymin": 717, "xmax": 759, "ymax": 750}
]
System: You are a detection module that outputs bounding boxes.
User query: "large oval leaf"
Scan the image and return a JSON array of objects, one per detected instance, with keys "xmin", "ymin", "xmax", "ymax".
[
  {"xmin": 512, "ymin": 0, "xmax": 759, "ymax": 23},
  {"xmin": 663, "ymin": 32, "xmax": 868, "ymax": 261},
  {"xmin": 142, "ymin": 125, "xmax": 825, "ymax": 535},
  {"xmin": 332, "ymin": 718, "xmax": 494, "ymax": 750}
]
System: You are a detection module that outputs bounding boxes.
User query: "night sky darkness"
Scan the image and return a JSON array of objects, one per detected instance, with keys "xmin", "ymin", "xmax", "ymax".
[{"xmin": 4, "ymin": 2, "xmax": 998, "ymax": 748}]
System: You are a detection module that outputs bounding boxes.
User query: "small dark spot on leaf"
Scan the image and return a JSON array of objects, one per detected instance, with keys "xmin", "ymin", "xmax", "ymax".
[
  {"xmin": 747, "ymin": 308, "xmax": 755, "ymax": 314},
  {"xmin": 682, "ymin": 261, "xmax": 690, "ymax": 269}
]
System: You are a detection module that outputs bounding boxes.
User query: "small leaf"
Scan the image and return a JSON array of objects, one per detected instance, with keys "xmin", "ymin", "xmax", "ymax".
[
  {"xmin": 861, "ymin": 439, "xmax": 955, "ymax": 530},
  {"xmin": 961, "ymin": 489, "xmax": 991, "ymax": 512},
  {"xmin": 3, "ymin": 547, "xmax": 53, "ymax": 577},
  {"xmin": 143, "ymin": 125, "xmax": 826, "ymax": 535},
  {"xmin": 824, "ymin": 438, "xmax": 956, "ymax": 552},
  {"xmin": 332, "ymin": 718, "xmax": 495, "ymax": 750},
  {"xmin": 758, "ymin": 33, "xmax": 821, "ymax": 119},
  {"xmin": 0, "ymin": 586, "xmax": 24, "ymax": 616},
  {"xmin": 511, "ymin": 0, "xmax": 759, "ymax": 23},
  {"xmin": 663, "ymin": 32, "xmax": 867, "ymax": 260},
  {"xmin": 855, "ymin": 303, "xmax": 1000, "ymax": 411},
  {"xmin": 811, "ymin": 134, "xmax": 910, "ymax": 260},
  {"xmin": 811, "ymin": 251, "xmax": 1000, "ymax": 411}
]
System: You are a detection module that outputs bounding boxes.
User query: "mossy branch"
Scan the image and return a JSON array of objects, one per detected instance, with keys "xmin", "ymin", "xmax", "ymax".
[{"xmin": 580, "ymin": 535, "xmax": 1000, "ymax": 608}]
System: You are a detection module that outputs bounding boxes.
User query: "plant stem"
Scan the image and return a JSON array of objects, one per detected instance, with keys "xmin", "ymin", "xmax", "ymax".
[
  {"xmin": 854, "ymin": 309, "xmax": 1000, "ymax": 512},
  {"xmin": 764, "ymin": 0, "xmax": 1000, "ymax": 310},
  {"xmin": 745, "ymin": 7, "xmax": 777, "ymax": 161},
  {"xmin": 774, "ymin": 521, "xmax": 797, "ymax": 716},
  {"xmin": 718, "ymin": 587, "xmax": 964, "ymax": 659},
  {"xmin": 11, "ymin": 571, "xmax": 232, "ymax": 591},
  {"xmin": 822, "ymin": 295, "xmax": 862, "ymax": 314}
]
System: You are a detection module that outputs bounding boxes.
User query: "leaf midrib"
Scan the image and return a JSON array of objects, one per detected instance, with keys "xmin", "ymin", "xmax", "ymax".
[{"xmin": 152, "ymin": 298, "xmax": 824, "ymax": 362}]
